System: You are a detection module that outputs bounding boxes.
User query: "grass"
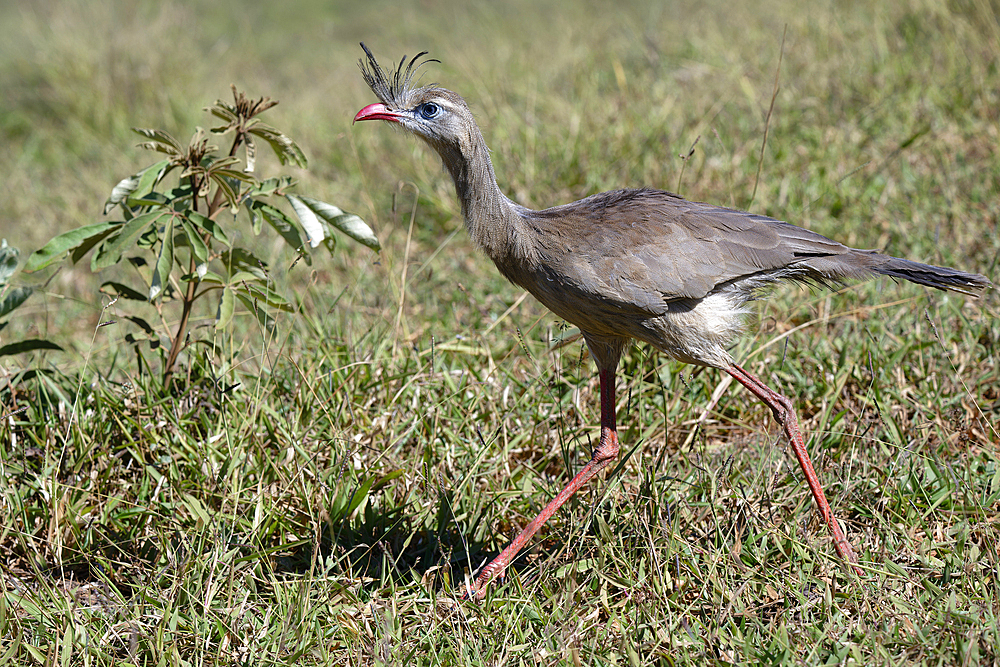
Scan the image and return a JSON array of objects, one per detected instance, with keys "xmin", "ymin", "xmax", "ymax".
[{"xmin": 1, "ymin": 0, "xmax": 999, "ymax": 664}]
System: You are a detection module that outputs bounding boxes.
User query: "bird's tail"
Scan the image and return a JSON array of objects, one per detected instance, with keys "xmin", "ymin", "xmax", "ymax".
[{"xmin": 871, "ymin": 254, "xmax": 992, "ymax": 297}]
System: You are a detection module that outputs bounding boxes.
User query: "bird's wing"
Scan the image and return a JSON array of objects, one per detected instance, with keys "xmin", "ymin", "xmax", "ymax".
[{"xmin": 529, "ymin": 189, "xmax": 854, "ymax": 316}]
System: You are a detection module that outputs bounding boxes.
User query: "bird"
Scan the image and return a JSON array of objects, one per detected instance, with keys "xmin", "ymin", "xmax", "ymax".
[{"xmin": 353, "ymin": 43, "xmax": 992, "ymax": 600}]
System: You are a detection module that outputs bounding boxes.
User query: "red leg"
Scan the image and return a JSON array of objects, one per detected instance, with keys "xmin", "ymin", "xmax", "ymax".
[
  {"xmin": 464, "ymin": 366, "xmax": 621, "ymax": 600},
  {"xmin": 726, "ymin": 363, "xmax": 862, "ymax": 575}
]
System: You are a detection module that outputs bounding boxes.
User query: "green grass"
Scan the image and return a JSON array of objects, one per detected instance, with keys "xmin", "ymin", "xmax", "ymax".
[{"xmin": 1, "ymin": 0, "xmax": 999, "ymax": 664}]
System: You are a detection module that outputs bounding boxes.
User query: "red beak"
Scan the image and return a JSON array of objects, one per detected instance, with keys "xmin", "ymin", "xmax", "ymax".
[{"xmin": 354, "ymin": 103, "xmax": 403, "ymax": 123}]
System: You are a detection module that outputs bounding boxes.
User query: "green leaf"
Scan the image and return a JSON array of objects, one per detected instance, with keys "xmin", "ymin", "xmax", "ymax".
[
  {"xmin": 149, "ymin": 218, "xmax": 174, "ymax": 302},
  {"xmin": 126, "ymin": 191, "xmax": 170, "ymax": 209},
  {"xmin": 209, "ymin": 173, "xmax": 241, "ymax": 212},
  {"xmin": 228, "ymin": 270, "xmax": 264, "ymax": 284},
  {"xmin": 104, "ymin": 159, "xmax": 172, "ymax": 214},
  {"xmin": 132, "ymin": 128, "xmax": 183, "ymax": 155},
  {"xmin": 0, "ymin": 286, "xmax": 32, "ymax": 319},
  {"xmin": 370, "ymin": 469, "xmax": 405, "ymax": 492},
  {"xmin": 24, "ymin": 221, "xmax": 122, "ymax": 272},
  {"xmin": 196, "ymin": 270, "xmax": 226, "ymax": 285},
  {"xmin": 242, "ymin": 280, "xmax": 292, "ymax": 312},
  {"xmin": 248, "ymin": 123, "xmax": 307, "ymax": 168},
  {"xmin": 285, "ymin": 194, "xmax": 325, "ymax": 248},
  {"xmin": 329, "ymin": 214, "xmax": 379, "ymax": 250},
  {"xmin": 245, "ymin": 199, "xmax": 263, "ymax": 235},
  {"xmin": 212, "ymin": 168, "xmax": 255, "ymax": 184},
  {"xmin": 254, "ymin": 202, "xmax": 308, "ymax": 257},
  {"xmin": 136, "ymin": 226, "xmax": 160, "ymax": 249},
  {"xmin": 347, "ymin": 475, "xmax": 377, "ymax": 515},
  {"xmin": 181, "ymin": 493, "xmax": 211, "ymax": 528},
  {"xmin": 330, "ymin": 475, "xmax": 378, "ymax": 523},
  {"xmin": 0, "ymin": 339, "xmax": 63, "ymax": 357},
  {"xmin": 247, "ymin": 176, "xmax": 293, "ymax": 198},
  {"xmin": 179, "ymin": 218, "xmax": 209, "ymax": 263},
  {"xmin": 186, "ymin": 211, "xmax": 230, "ymax": 246},
  {"xmin": 126, "ymin": 160, "xmax": 172, "ymax": 205},
  {"xmin": 220, "ymin": 248, "xmax": 268, "ymax": 279},
  {"xmin": 216, "ymin": 286, "xmax": 235, "ymax": 330},
  {"xmin": 209, "ymin": 104, "xmax": 238, "ymax": 125},
  {"xmin": 207, "ymin": 155, "xmax": 241, "ymax": 171},
  {"xmin": 70, "ymin": 226, "xmax": 119, "ymax": 265},
  {"xmin": 165, "ymin": 182, "xmax": 194, "ymax": 204},
  {"xmin": 125, "ymin": 315, "xmax": 156, "ymax": 336},
  {"xmin": 296, "ymin": 195, "xmax": 380, "ymax": 250},
  {"xmin": 91, "ymin": 211, "xmax": 165, "ymax": 271},
  {"xmin": 100, "ymin": 281, "xmax": 147, "ymax": 301}
]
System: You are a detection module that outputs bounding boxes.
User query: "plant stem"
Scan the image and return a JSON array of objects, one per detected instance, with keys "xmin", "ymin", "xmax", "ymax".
[
  {"xmin": 163, "ymin": 179, "xmax": 202, "ymax": 384},
  {"xmin": 163, "ymin": 255, "xmax": 198, "ymax": 385},
  {"xmin": 163, "ymin": 131, "xmax": 245, "ymax": 384}
]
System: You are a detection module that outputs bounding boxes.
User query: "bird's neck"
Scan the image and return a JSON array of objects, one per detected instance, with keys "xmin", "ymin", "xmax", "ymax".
[{"xmin": 434, "ymin": 125, "xmax": 532, "ymax": 265}]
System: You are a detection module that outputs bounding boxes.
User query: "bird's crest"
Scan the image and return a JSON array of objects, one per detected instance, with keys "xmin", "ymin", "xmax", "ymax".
[{"xmin": 359, "ymin": 43, "xmax": 439, "ymax": 110}]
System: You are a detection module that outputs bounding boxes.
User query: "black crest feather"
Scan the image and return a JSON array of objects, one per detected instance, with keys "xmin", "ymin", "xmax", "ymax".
[{"xmin": 359, "ymin": 43, "xmax": 439, "ymax": 110}]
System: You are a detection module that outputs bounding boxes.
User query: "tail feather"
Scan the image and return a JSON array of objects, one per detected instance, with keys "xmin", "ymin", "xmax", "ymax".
[{"xmin": 873, "ymin": 255, "xmax": 992, "ymax": 297}]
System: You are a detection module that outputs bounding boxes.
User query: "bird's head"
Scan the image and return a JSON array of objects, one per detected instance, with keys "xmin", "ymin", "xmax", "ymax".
[{"xmin": 354, "ymin": 43, "xmax": 474, "ymax": 156}]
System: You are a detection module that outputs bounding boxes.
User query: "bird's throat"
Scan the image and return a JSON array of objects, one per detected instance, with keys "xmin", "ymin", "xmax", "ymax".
[{"xmin": 438, "ymin": 127, "xmax": 526, "ymax": 264}]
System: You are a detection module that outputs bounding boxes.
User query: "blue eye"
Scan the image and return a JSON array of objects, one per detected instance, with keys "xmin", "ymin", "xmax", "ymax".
[{"xmin": 420, "ymin": 103, "xmax": 440, "ymax": 119}]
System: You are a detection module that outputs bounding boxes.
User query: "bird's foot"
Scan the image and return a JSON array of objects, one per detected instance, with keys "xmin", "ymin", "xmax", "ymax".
[
  {"xmin": 460, "ymin": 556, "xmax": 507, "ymax": 601},
  {"xmin": 833, "ymin": 534, "xmax": 864, "ymax": 577},
  {"xmin": 459, "ymin": 567, "xmax": 505, "ymax": 602}
]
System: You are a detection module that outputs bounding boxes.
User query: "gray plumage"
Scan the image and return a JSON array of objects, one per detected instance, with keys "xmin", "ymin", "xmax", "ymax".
[
  {"xmin": 355, "ymin": 44, "xmax": 991, "ymax": 597},
  {"xmin": 356, "ymin": 45, "xmax": 989, "ymax": 370}
]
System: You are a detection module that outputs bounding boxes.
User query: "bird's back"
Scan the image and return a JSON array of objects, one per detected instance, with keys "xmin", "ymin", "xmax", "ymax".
[
  {"xmin": 497, "ymin": 188, "xmax": 989, "ymax": 367},
  {"xmin": 351, "ymin": 49, "xmax": 990, "ymax": 369}
]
